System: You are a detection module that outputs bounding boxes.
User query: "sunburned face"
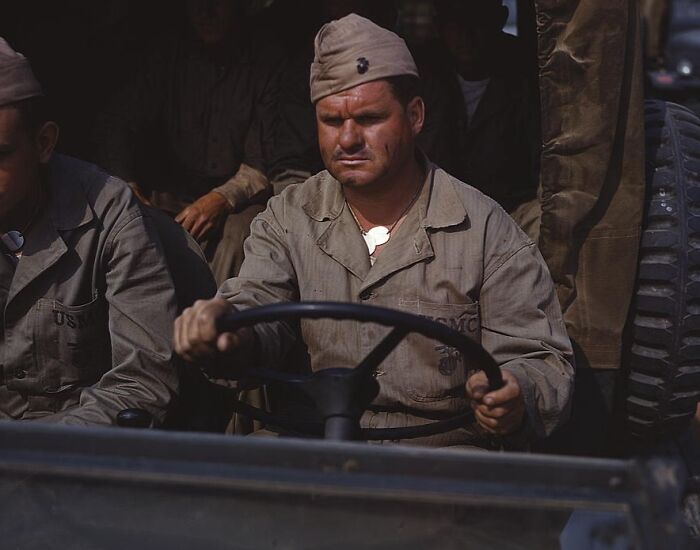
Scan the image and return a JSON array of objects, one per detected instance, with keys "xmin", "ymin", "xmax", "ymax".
[
  {"xmin": 0, "ymin": 106, "xmax": 57, "ymax": 230},
  {"xmin": 315, "ymin": 80, "xmax": 424, "ymax": 190}
]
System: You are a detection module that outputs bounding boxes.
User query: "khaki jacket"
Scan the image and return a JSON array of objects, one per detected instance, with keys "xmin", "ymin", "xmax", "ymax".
[
  {"xmin": 219, "ymin": 162, "xmax": 574, "ymax": 446},
  {"xmin": 535, "ymin": 0, "xmax": 645, "ymax": 369},
  {"xmin": 0, "ymin": 155, "xmax": 178, "ymax": 425}
]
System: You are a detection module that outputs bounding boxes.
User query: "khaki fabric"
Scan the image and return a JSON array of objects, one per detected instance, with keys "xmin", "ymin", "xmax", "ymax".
[
  {"xmin": 0, "ymin": 37, "xmax": 42, "ymax": 107},
  {"xmin": 642, "ymin": 0, "xmax": 670, "ymax": 69},
  {"xmin": 207, "ymin": 202, "xmax": 267, "ymax": 285},
  {"xmin": 0, "ymin": 155, "xmax": 178, "ymax": 425},
  {"xmin": 310, "ymin": 13, "xmax": 419, "ymax": 103},
  {"xmin": 534, "ymin": 0, "xmax": 645, "ymax": 369},
  {"xmin": 213, "ymin": 163, "xmax": 270, "ymax": 211},
  {"xmin": 148, "ymin": 188, "xmax": 268, "ymax": 286},
  {"xmin": 218, "ymin": 161, "xmax": 574, "ymax": 447}
]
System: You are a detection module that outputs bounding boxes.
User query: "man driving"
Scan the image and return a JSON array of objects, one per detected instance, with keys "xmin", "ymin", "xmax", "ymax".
[{"xmin": 175, "ymin": 14, "xmax": 574, "ymax": 448}]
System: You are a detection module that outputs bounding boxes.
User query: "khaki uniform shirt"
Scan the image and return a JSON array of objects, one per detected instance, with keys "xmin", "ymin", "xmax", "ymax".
[
  {"xmin": 0, "ymin": 155, "xmax": 178, "ymax": 425},
  {"xmin": 220, "ymin": 162, "xmax": 574, "ymax": 446}
]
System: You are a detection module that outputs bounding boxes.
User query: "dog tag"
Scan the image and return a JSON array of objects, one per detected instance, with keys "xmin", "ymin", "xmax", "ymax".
[{"xmin": 1, "ymin": 231, "xmax": 24, "ymax": 252}]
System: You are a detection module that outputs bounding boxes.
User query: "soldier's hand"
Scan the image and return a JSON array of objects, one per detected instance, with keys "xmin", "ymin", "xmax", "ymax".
[
  {"xmin": 174, "ymin": 298, "xmax": 253, "ymax": 362},
  {"xmin": 175, "ymin": 191, "xmax": 232, "ymax": 242},
  {"xmin": 466, "ymin": 370, "xmax": 525, "ymax": 436}
]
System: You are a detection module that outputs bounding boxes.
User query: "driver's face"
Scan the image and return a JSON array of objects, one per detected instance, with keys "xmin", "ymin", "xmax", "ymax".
[{"xmin": 315, "ymin": 80, "xmax": 423, "ymax": 190}]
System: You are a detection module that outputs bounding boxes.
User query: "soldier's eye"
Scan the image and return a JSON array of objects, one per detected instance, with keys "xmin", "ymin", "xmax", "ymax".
[{"xmin": 321, "ymin": 117, "xmax": 343, "ymax": 127}]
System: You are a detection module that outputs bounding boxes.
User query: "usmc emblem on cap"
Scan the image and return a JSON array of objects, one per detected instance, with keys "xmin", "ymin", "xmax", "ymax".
[{"xmin": 356, "ymin": 57, "xmax": 370, "ymax": 74}]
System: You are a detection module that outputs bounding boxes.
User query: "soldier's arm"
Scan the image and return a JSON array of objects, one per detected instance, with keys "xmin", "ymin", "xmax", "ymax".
[
  {"xmin": 478, "ymin": 215, "xmax": 574, "ymax": 440},
  {"xmin": 173, "ymin": 195, "xmax": 299, "ymax": 375}
]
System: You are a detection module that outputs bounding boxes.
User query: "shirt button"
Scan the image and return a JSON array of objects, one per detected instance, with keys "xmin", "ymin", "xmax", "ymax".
[
  {"xmin": 15, "ymin": 369, "xmax": 27, "ymax": 379},
  {"xmin": 359, "ymin": 291, "xmax": 375, "ymax": 301}
]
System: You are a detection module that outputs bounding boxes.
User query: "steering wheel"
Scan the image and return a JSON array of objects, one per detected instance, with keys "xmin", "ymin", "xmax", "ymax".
[{"xmin": 216, "ymin": 302, "xmax": 504, "ymax": 442}]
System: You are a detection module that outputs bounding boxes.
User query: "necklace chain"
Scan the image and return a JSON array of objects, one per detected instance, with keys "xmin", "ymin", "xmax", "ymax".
[
  {"xmin": 346, "ymin": 179, "xmax": 424, "ymax": 238},
  {"xmin": 1, "ymin": 185, "xmax": 44, "ymax": 257}
]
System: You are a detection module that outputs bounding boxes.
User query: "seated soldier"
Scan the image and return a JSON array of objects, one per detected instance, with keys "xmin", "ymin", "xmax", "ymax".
[
  {"xmin": 96, "ymin": 0, "xmax": 281, "ymax": 285},
  {"xmin": 0, "ymin": 38, "xmax": 177, "ymax": 425},
  {"xmin": 175, "ymin": 15, "xmax": 574, "ymax": 448}
]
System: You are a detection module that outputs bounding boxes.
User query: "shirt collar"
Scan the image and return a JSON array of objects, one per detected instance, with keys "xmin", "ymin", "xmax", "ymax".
[
  {"xmin": 303, "ymin": 151, "xmax": 469, "ymax": 231},
  {"xmin": 419, "ymin": 162, "xmax": 469, "ymax": 230}
]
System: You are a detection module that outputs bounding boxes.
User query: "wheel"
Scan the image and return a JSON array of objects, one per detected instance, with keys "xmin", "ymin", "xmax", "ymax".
[
  {"xmin": 625, "ymin": 100, "xmax": 700, "ymax": 438},
  {"xmin": 216, "ymin": 302, "xmax": 504, "ymax": 441}
]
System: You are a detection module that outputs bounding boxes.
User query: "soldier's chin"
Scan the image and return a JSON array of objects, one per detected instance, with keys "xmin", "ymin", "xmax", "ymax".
[
  {"xmin": 331, "ymin": 167, "xmax": 375, "ymax": 189},
  {"xmin": 337, "ymin": 175, "xmax": 373, "ymax": 189}
]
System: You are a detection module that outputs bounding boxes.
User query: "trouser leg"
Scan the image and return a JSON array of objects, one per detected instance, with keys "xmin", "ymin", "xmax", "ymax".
[{"xmin": 207, "ymin": 203, "xmax": 266, "ymax": 286}]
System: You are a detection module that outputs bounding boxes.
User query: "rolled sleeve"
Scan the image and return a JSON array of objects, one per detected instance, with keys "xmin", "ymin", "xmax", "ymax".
[{"xmin": 213, "ymin": 163, "xmax": 271, "ymax": 210}]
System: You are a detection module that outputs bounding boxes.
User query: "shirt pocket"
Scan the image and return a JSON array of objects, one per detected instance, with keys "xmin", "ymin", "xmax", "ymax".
[
  {"xmin": 394, "ymin": 299, "xmax": 481, "ymax": 405},
  {"xmin": 32, "ymin": 294, "xmax": 108, "ymax": 393}
]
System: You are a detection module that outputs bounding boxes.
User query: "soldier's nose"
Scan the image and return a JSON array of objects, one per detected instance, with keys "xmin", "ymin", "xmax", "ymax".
[{"xmin": 338, "ymin": 121, "xmax": 363, "ymax": 153}]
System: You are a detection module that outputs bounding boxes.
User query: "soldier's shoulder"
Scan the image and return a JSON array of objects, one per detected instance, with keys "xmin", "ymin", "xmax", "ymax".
[
  {"xmin": 433, "ymin": 166, "xmax": 506, "ymax": 216},
  {"xmin": 48, "ymin": 154, "xmax": 138, "ymax": 221},
  {"xmin": 432, "ymin": 166, "xmax": 533, "ymax": 246},
  {"xmin": 266, "ymin": 171, "xmax": 334, "ymax": 214}
]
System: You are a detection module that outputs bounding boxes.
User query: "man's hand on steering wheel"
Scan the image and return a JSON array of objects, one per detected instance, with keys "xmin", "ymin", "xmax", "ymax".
[
  {"xmin": 466, "ymin": 371, "xmax": 526, "ymax": 436},
  {"xmin": 174, "ymin": 298, "xmax": 254, "ymax": 362}
]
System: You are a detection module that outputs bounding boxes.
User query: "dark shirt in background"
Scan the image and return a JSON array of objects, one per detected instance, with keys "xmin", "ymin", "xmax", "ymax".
[
  {"xmin": 416, "ymin": 32, "xmax": 541, "ymax": 213},
  {"xmin": 96, "ymin": 35, "xmax": 281, "ymax": 210}
]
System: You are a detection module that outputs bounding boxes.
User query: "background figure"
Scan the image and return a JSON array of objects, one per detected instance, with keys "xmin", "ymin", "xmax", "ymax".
[
  {"xmin": 425, "ymin": 0, "xmax": 541, "ymax": 215},
  {"xmin": 96, "ymin": 0, "xmax": 281, "ymax": 283}
]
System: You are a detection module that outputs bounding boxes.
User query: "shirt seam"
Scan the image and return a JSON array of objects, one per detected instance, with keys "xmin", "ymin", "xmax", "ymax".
[
  {"xmin": 105, "ymin": 212, "xmax": 144, "ymax": 258},
  {"xmin": 483, "ymin": 241, "xmax": 535, "ymax": 283}
]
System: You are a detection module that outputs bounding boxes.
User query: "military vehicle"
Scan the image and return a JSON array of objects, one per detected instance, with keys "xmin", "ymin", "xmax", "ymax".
[{"xmin": 1, "ymin": 0, "xmax": 700, "ymax": 548}]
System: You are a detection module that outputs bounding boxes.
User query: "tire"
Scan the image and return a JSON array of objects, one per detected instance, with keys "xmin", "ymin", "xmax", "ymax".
[{"xmin": 625, "ymin": 100, "xmax": 700, "ymax": 439}]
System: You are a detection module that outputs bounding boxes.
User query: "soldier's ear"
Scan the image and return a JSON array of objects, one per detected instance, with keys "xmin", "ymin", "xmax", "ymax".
[
  {"xmin": 406, "ymin": 96, "xmax": 425, "ymax": 137},
  {"xmin": 35, "ymin": 121, "xmax": 59, "ymax": 164}
]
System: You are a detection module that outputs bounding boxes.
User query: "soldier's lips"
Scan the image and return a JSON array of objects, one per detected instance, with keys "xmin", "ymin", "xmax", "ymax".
[{"xmin": 337, "ymin": 158, "xmax": 369, "ymax": 166}]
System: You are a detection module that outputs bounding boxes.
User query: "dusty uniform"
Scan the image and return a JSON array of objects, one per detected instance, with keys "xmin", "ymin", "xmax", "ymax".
[
  {"xmin": 0, "ymin": 155, "xmax": 178, "ymax": 425},
  {"xmin": 219, "ymin": 162, "xmax": 574, "ymax": 447}
]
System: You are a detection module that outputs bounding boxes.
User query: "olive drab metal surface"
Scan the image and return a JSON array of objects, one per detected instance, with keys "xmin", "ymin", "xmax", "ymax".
[
  {"xmin": 0, "ymin": 422, "xmax": 692, "ymax": 550},
  {"xmin": 533, "ymin": 0, "xmax": 646, "ymax": 369}
]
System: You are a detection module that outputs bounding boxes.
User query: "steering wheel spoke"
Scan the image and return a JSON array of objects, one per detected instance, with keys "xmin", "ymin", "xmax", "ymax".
[
  {"xmin": 216, "ymin": 302, "xmax": 504, "ymax": 442},
  {"xmin": 355, "ymin": 327, "xmax": 408, "ymax": 378}
]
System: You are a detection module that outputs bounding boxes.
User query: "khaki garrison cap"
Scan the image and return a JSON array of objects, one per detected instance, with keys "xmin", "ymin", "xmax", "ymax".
[
  {"xmin": 0, "ymin": 37, "xmax": 42, "ymax": 108},
  {"xmin": 309, "ymin": 13, "xmax": 419, "ymax": 103}
]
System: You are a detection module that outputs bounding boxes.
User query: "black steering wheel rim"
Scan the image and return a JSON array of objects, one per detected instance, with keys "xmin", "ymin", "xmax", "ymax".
[{"xmin": 217, "ymin": 302, "xmax": 504, "ymax": 440}]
